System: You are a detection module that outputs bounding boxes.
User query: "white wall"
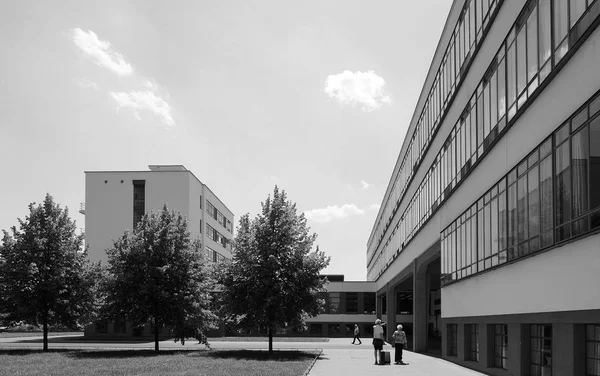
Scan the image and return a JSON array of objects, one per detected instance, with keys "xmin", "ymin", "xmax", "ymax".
[{"xmin": 442, "ymin": 233, "xmax": 600, "ymax": 317}]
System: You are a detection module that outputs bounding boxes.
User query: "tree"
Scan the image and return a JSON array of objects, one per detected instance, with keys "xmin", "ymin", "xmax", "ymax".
[
  {"xmin": 218, "ymin": 186, "xmax": 330, "ymax": 355},
  {"xmin": 0, "ymin": 194, "xmax": 100, "ymax": 351},
  {"xmin": 101, "ymin": 205, "xmax": 218, "ymax": 352}
]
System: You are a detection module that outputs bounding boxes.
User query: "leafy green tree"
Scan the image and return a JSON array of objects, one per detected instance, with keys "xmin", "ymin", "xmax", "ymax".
[
  {"xmin": 0, "ymin": 194, "xmax": 100, "ymax": 351},
  {"xmin": 218, "ymin": 186, "xmax": 330, "ymax": 354},
  {"xmin": 101, "ymin": 205, "xmax": 218, "ymax": 352}
]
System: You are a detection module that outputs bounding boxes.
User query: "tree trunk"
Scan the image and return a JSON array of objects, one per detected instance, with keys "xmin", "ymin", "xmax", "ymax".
[
  {"xmin": 154, "ymin": 324, "xmax": 159, "ymax": 353},
  {"xmin": 268, "ymin": 325, "xmax": 273, "ymax": 355},
  {"xmin": 43, "ymin": 311, "xmax": 48, "ymax": 352}
]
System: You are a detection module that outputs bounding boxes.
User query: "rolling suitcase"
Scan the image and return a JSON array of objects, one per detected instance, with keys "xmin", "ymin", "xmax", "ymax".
[{"xmin": 379, "ymin": 350, "xmax": 391, "ymax": 364}]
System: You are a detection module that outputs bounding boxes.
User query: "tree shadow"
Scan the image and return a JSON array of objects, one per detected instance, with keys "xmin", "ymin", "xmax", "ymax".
[
  {"xmin": 205, "ymin": 349, "xmax": 319, "ymax": 362},
  {"xmin": 12, "ymin": 337, "xmax": 153, "ymax": 344},
  {"xmin": 66, "ymin": 350, "xmax": 198, "ymax": 359},
  {"xmin": 0, "ymin": 349, "xmax": 75, "ymax": 356}
]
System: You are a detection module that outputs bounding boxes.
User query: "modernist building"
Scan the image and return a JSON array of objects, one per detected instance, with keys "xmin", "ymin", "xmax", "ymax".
[
  {"xmin": 81, "ymin": 165, "xmax": 234, "ymax": 338},
  {"xmin": 367, "ymin": 0, "xmax": 600, "ymax": 375}
]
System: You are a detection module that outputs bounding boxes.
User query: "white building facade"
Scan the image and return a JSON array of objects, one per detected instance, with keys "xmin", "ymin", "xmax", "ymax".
[
  {"xmin": 82, "ymin": 164, "xmax": 233, "ymax": 265},
  {"xmin": 367, "ymin": 1, "xmax": 600, "ymax": 375}
]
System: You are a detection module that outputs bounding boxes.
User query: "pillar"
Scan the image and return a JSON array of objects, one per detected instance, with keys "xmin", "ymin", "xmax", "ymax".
[
  {"xmin": 507, "ymin": 323, "xmax": 527, "ymax": 376},
  {"xmin": 554, "ymin": 323, "xmax": 585, "ymax": 376},
  {"xmin": 385, "ymin": 285, "xmax": 396, "ymax": 343},
  {"xmin": 413, "ymin": 260, "xmax": 428, "ymax": 352}
]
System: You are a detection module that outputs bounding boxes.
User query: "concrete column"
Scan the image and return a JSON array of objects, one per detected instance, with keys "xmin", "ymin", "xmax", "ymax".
[
  {"xmin": 481, "ymin": 324, "xmax": 493, "ymax": 368},
  {"xmin": 385, "ymin": 285, "xmax": 396, "ymax": 344},
  {"xmin": 554, "ymin": 323, "xmax": 585, "ymax": 376},
  {"xmin": 507, "ymin": 323, "xmax": 527, "ymax": 376},
  {"xmin": 413, "ymin": 261, "xmax": 428, "ymax": 353},
  {"xmin": 459, "ymin": 324, "xmax": 467, "ymax": 361}
]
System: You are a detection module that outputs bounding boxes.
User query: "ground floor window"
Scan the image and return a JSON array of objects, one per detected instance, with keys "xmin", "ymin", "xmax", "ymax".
[
  {"xmin": 495, "ymin": 324, "xmax": 508, "ymax": 369},
  {"xmin": 328, "ymin": 324, "xmax": 340, "ymax": 335},
  {"xmin": 587, "ymin": 324, "xmax": 600, "ymax": 376},
  {"xmin": 470, "ymin": 324, "xmax": 479, "ymax": 362},
  {"xmin": 309, "ymin": 324, "xmax": 322, "ymax": 335},
  {"xmin": 113, "ymin": 321, "xmax": 126, "ymax": 334},
  {"xmin": 530, "ymin": 324, "xmax": 552, "ymax": 376},
  {"xmin": 95, "ymin": 321, "xmax": 108, "ymax": 334},
  {"xmin": 448, "ymin": 324, "xmax": 457, "ymax": 356}
]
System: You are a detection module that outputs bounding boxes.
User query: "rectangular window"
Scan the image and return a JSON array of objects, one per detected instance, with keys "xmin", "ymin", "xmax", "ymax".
[
  {"xmin": 329, "ymin": 292, "xmax": 340, "ymax": 314},
  {"xmin": 591, "ymin": 117, "xmax": 600, "ymax": 223},
  {"xmin": 530, "ymin": 324, "xmax": 552, "ymax": 376},
  {"xmin": 539, "ymin": 0, "xmax": 552, "ymax": 66},
  {"xmin": 346, "ymin": 292, "xmax": 358, "ymax": 314},
  {"xmin": 310, "ymin": 324, "xmax": 323, "ymax": 334},
  {"xmin": 553, "ymin": 0, "xmax": 569, "ymax": 55},
  {"xmin": 498, "ymin": 57, "xmax": 506, "ymax": 121},
  {"xmin": 527, "ymin": 6, "xmax": 538, "ymax": 83},
  {"xmin": 570, "ymin": 0, "xmax": 587, "ymax": 28},
  {"xmin": 507, "ymin": 182, "xmax": 518, "ymax": 259},
  {"xmin": 586, "ymin": 324, "xmax": 600, "ymax": 376},
  {"xmin": 491, "ymin": 196, "xmax": 498, "ymax": 264},
  {"xmin": 96, "ymin": 321, "xmax": 108, "ymax": 334},
  {"xmin": 470, "ymin": 324, "xmax": 480, "ymax": 362},
  {"xmin": 133, "ymin": 180, "xmax": 145, "ymax": 229},
  {"xmin": 498, "ymin": 189, "xmax": 507, "ymax": 263},
  {"xmin": 507, "ymin": 43, "xmax": 517, "ymax": 111},
  {"xmin": 495, "ymin": 324, "xmax": 508, "ymax": 369},
  {"xmin": 540, "ymin": 155, "xmax": 554, "ymax": 247},
  {"xmin": 199, "ymin": 195, "xmax": 203, "ymax": 209},
  {"xmin": 572, "ymin": 127, "xmax": 589, "ymax": 219},
  {"xmin": 516, "ymin": 25, "xmax": 527, "ymax": 96},
  {"xmin": 556, "ymin": 140, "xmax": 572, "ymax": 240},
  {"xmin": 528, "ymin": 165, "xmax": 540, "ymax": 251},
  {"xmin": 328, "ymin": 324, "xmax": 341, "ymax": 335},
  {"xmin": 448, "ymin": 324, "xmax": 458, "ymax": 356}
]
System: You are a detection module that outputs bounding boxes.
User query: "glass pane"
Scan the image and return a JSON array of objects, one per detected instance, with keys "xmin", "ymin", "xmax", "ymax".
[
  {"xmin": 553, "ymin": 0, "xmax": 569, "ymax": 48},
  {"xmin": 556, "ymin": 142, "xmax": 571, "ymax": 225},
  {"xmin": 529, "ymin": 166, "xmax": 540, "ymax": 237},
  {"xmin": 539, "ymin": 0, "xmax": 552, "ymax": 65},
  {"xmin": 572, "ymin": 127, "xmax": 589, "ymax": 218},
  {"xmin": 498, "ymin": 191, "xmax": 507, "ymax": 250},
  {"xmin": 518, "ymin": 175, "xmax": 528, "ymax": 243},
  {"xmin": 491, "ymin": 197, "xmax": 499, "ymax": 255},
  {"xmin": 591, "ymin": 116, "xmax": 600, "ymax": 210},
  {"xmin": 507, "ymin": 43, "xmax": 517, "ymax": 108},
  {"xmin": 508, "ymin": 183, "xmax": 517, "ymax": 247},
  {"xmin": 570, "ymin": 0, "xmax": 587, "ymax": 28},
  {"xmin": 517, "ymin": 26, "xmax": 527, "ymax": 95},
  {"xmin": 484, "ymin": 82, "xmax": 490, "ymax": 138},
  {"xmin": 498, "ymin": 57, "xmax": 506, "ymax": 119},
  {"xmin": 491, "ymin": 71, "xmax": 498, "ymax": 129},
  {"xmin": 527, "ymin": 6, "xmax": 539, "ymax": 82},
  {"xmin": 540, "ymin": 156, "xmax": 554, "ymax": 245}
]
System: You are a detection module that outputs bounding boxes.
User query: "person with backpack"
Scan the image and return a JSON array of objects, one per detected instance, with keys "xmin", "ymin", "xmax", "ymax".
[
  {"xmin": 392, "ymin": 324, "xmax": 408, "ymax": 365},
  {"xmin": 351, "ymin": 324, "xmax": 362, "ymax": 345}
]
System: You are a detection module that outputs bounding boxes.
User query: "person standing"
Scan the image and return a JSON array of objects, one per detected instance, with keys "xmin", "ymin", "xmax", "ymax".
[
  {"xmin": 392, "ymin": 324, "xmax": 408, "ymax": 365},
  {"xmin": 372, "ymin": 319, "xmax": 386, "ymax": 365},
  {"xmin": 352, "ymin": 324, "xmax": 362, "ymax": 345}
]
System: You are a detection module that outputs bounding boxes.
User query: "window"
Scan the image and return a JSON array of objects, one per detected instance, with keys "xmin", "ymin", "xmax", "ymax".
[
  {"xmin": 329, "ymin": 292, "xmax": 340, "ymax": 314},
  {"xmin": 96, "ymin": 321, "xmax": 108, "ymax": 334},
  {"xmin": 591, "ymin": 115, "xmax": 600, "ymax": 229},
  {"xmin": 113, "ymin": 321, "xmax": 126, "ymax": 334},
  {"xmin": 470, "ymin": 324, "xmax": 479, "ymax": 361},
  {"xmin": 328, "ymin": 324, "xmax": 341, "ymax": 335},
  {"xmin": 310, "ymin": 324, "xmax": 323, "ymax": 334},
  {"xmin": 448, "ymin": 324, "xmax": 458, "ymax": 356},
  {"xmin": 495, "ymin": 324, "xmax": 508, "ymax": 369},
  {"xmin": 199, "ymin": 219, "xmax": 202, "ymax": 234},
  {"xmin": 346, "ymin": 292, "xmax": 358, "ymax": 313},
  {"xmin": 531, "ymin": 324, "xmax": 552, "ymax": 376},
  {"xmin": 132, "ymin": 180, "xmax": 145, "ymax": 228},
  {"xmin": 587, "ymin": 324, "xmax": 600, "ymax": 376},
  {"xmin": 396, "ymin": 292, "xmax": 413, "ymax": 314},
  {"xmin": 199, "ymin": 195, "xmax": 203, "ymax": 209},
  {"xmin": 363, "ymin": 292, "xmax": 376, "ymax": 314}
]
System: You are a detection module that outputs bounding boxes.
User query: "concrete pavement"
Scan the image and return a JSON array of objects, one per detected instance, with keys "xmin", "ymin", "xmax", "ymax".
[{"xmin": 0, "ymin": 335, "xmax": 485, "ymax": 375}]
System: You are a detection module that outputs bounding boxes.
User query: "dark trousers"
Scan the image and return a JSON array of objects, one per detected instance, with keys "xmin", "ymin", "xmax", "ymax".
[
  {"xmin": 352, "ymin": 334, "xmax": 361, "ymax": 344},
  {"xmin": 394, "ymin": 343, "xmax": 403, "ymax": 363}
]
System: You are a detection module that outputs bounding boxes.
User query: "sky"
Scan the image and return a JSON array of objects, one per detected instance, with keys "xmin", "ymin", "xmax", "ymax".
[{"xmin": 0, "ymin": 0, "xmax": 452, "ymax": 281}]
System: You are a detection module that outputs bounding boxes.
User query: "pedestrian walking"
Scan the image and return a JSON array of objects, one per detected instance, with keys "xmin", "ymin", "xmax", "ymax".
[
  {"xmin": 392, "ymin": 324, "xmax": 408, "ymax": 365},
  {"xmin": 372, "ymin": 319, "xmax": 386, "ymax": 364},
  {"xmin": 351, "ymin": 324, "xmax": 362, "ymax": 345}
]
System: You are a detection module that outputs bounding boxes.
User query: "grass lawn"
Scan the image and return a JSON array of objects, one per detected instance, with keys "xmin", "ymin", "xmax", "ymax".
[
  {"xmin": 0, "ymin": 332, "xmax": 82, "ymax": 339},
  {"xmin": 0, "ymin": 349, "xmax": 320, "ymax": 376},
  {"xmin": 209, "ymin": 337, "xmax": 328, "ymax": 342}
]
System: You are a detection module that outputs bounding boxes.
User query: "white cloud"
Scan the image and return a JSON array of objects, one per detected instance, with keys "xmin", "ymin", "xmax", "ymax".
[
  {"xmin": 369, "ymin": 203, "xmax": 381, "ymax": 211},
  {"xmin": 269, "ymin": 176, "xmax": 279, "ymax": 181},
  {"xmin": 144, "ymin": 78, "xmax": 158, "ymax": 91},
  {"xmin": 76, "ymin": 78, "xmax": 98, "ymax": 90},
  {"xmin": 72, "ymin": 28, "xmax": 133, "ymax": 76},
  {"xmin": 304, "ymin": 204, "xmax": 365, "ymax": 223},
  {"xmin": 324, "ymin": 70, "xmax": 391, "ymax": 112},
  {"xmin": 109, "ymin": 90, "xmax": 175, "ymax": 128},
  {"xmin": 361, "ymin": 180, "xmax": 372, "ymax": 190}
]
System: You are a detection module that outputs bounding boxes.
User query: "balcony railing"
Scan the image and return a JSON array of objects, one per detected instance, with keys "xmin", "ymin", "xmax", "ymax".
[{"xmin": 79, "ymin": 202, "xmax": 85, "ymax": 215}]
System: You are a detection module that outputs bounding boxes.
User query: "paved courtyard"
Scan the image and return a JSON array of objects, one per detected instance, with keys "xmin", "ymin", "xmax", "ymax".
[{"xmin": 0, "ymin": 335, "xmax": 485, "ymax": 375}]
